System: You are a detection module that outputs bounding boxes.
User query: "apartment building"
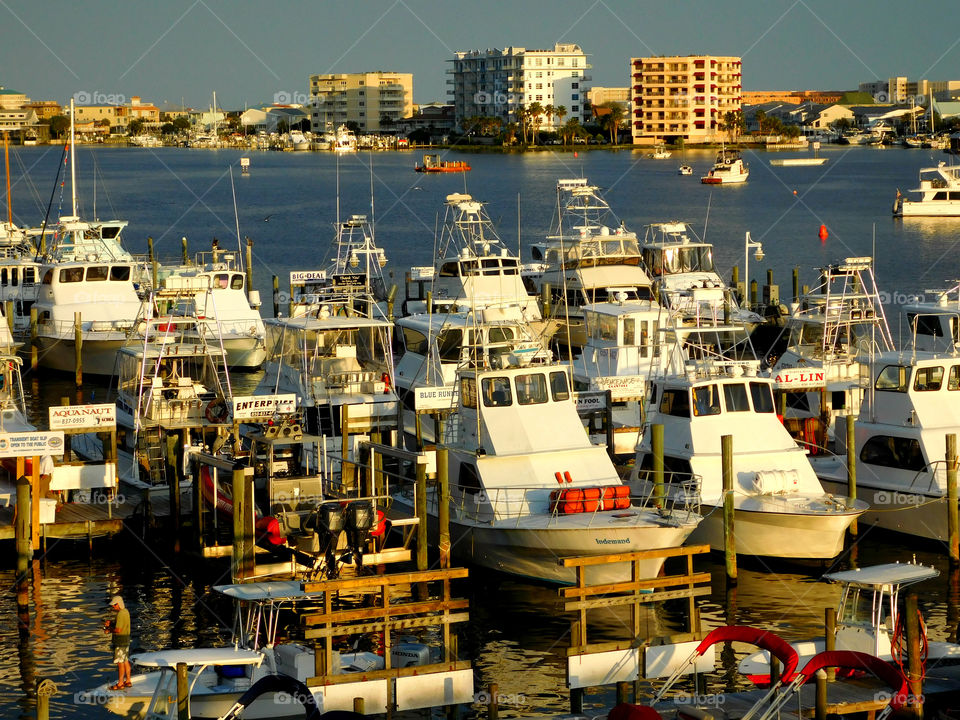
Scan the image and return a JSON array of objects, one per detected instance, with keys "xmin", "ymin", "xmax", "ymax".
[
  {"xmin": 449, "ymin": 43, "xmax": 591, "ymax": 129},
  {"xmin": 860, "ymin": 77, "xmax": 960, "ymax": 103},
  {"xmin": 308, "ymin": 72, "xmax": 413, "ymax": 133},
  {"xmin": 630, "ymin": 55, "xmax": 742, "ymax": 145}
]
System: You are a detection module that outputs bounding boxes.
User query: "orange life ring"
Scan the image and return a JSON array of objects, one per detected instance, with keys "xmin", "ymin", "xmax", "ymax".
[{"xmin": 205, "ymin": 400, "xmax": 229, "ymax": 424}]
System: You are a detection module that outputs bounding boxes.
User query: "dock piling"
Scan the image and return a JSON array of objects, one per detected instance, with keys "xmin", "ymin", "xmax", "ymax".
[
  {"xmin": 73, "ymin": 312, "xmax": 82, "ymax": 388},
  {"xmin": 437, "ymin": 417, "xmax": 450, "ymax": 569},
  {"xmin": 652, "ymin": 423, "xmax": 664, "ymax": 508},
  {"xmin": 487, "ymin": 683, "xmax": 499, "ymax": 720},
  {"xmin": 792, "ymin": 267, "xmax": 800, "ymax": 302},
  {"xmin": 29, "ymin": 306, "xmax": 37, "ymax": 372},
  {"xmin": 181, "ymin": 236, "xmax": 188, "ymax": 265},
  {"xmin": 177, "ymin": 661, "xmax": 190, "ymax": 720},
  {"xmin": 272, "ymin": 275, "xmax": 279, "ymax": 318},
  {"xmin": 245, "ymin": 238, "xmax": 253, "ymax": 294},
  {"xmin": 231, "ymin": 464, "xmax": 254, "ymax": 582},
  {"xmin": 825, "ymin": 607, "xmax": 836, "ymax": 682},
  {"xmin": 721, "ymin": 434, "xmax": 736, "ymax": 582},
  {"xmin": 847, "ymin": 414, "xmax": 857, "ymax": 536},
  {"xmin": 905, "ymin": 592, "xmax": 924, "ymax": 717},
  {"xmin": 948, "ymin": 434, "xmax": 958, "ymax": 564},
  {"xmin": 814, "ymin": 669, "xmax": 827, "ymax": 720}
]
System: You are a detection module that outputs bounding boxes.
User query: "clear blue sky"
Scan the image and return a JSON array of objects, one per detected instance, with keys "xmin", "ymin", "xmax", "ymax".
[{"xmin": 2, "ymin": 0, "xmax": 958, "ymax": 109}]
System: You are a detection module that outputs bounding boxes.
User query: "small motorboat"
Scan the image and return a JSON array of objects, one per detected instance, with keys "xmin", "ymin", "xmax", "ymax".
[{"xmin": 677, "ymin": 164, "xmax": 693, "ymax": 175}]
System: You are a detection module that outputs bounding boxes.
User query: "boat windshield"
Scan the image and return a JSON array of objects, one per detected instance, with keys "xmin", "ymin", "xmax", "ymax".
[
  {"xmin": 839, "ymin": 586, "xmax": 887, "ymax": 629},
  {"xmin": 644, "ymin": 246, "xmax": 714, "ymax": 275}
]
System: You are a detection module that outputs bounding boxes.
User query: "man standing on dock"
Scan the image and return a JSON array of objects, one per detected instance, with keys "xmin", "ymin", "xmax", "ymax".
[{"xmin": 104, "ymin": 595, "xmax": 131, "ymax": 689}]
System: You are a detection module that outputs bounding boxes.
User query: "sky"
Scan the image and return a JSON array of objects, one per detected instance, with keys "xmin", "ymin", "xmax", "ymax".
[{"xmin": 2, "ymin": 0, "xmax": 959, "ymax": 110}]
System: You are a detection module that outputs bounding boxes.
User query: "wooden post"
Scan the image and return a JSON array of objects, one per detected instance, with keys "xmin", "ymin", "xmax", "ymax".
[
  {"xmin": 30, "ymin": 455, "xmax": 40, "ymax": 550},
  {"xmin": 181, "ymin": 236, "xmax": 189, "ymax": 265},
  {"xmin": 4, "ymin": 299, "xmax": 12, "ymax": 334},
  {"xmin": 288, "ymin": 279, "xmax": 294, "ymax": 317},
  {"xmin": 74, "ymin": 311, "xmax": 82, "ymax": 388},
  {"xmin": 147, "ymin": 236, "xmax": 154, "ymax": 270},
  {"xmin": 825, "ymin": 607, "xmax": 836, "ymax": 682},
  {"xmin": 30, "ymin": 306, "xmax": 37, "ymax": 372},
  {"xmin": 604, "ymin": 389, "xmax": 614, "ymax": 459},
  {"xmin": 387, "ymin": 283, "xmax": 397, "ymax": 321},
  {"xmin": 905, "ymin": 592, "xmax": 924, "ymax": 717},
  {"xmin": 487, "ymin": 683, "xmax": 499, "ymax": 720},
  {"xmin": 616, "ymin": 681, "xmax": 631, "ymax": 706},
  {"xmin": 847, "ymin": 414, "xmax": 857, "ymax": 536},
  {"xmin": 416, "ymin": 459, "xmax": 427, "ymax": 571},
  {"xmin": 948, "ymin": 433, "xmax": 959, "ymax": 565},
  {"xmin": 177, "ymin": 661, "xmax": 190, "ymax": 720},
  {"xmin": 151, "ymin": 251, "xmax": 159, "ymax": 291},
  {"xmin": 272, "ymin": 275, "xmax": 279, "ymax": 318},
  {"xmin": 570, "ymin": 687, "xmax": 584, "ymax": 715},
  {"xmin": 731, "ymin": 265, "xmax": 739, "ymax": 287},
  {"xmin": 15, "ymin": 472, "xmax": 31, "ymax": 582},
  {"xmin": 232, "ymin": 464, "xmax": 254, "ymax": 582},
  {"xmin": 769, "ymin": 654, "xmax": 780, "ymax": 687},
  {"xmin": 815, "ymin": 669, "xmax": 827, "ymax": 720},
  {"xmin": 652, "ymin": 423, "xmax": 664, "ymax": 508},
  {"xmin": 353, "ymin": 697, "xmax": 365, "ymax": 715},
  {"xmin": 245, "ymin": 237, "xmax": 254, "ymax": 294},
  {"xmin": 792, "ymin": 267, "xmax": 800, "ymax": 302},
  {"xmin": 341, "ymin": 405, "xmax": 353, "ymax": 488},
  {"xmin": 541, "ymin": 282, "xmax": 552, "ymax": 318},
  {"xmin": 722, "ymin": 434, "xmax": 737, "ymax": 582},
  {"xmin": 193, "ymin": 457, "xmax": 204, "ymax": 551},
  {"xmin": 426, "ymin": 290, "xmax": 433, "ymax": 315},
  {"xmin": 437, "ymin": 417, "xmax": 450, "ymax": 569},
  {"xmin": 749, "ymin": 279, "xmax": 758, "ymax": 308}
]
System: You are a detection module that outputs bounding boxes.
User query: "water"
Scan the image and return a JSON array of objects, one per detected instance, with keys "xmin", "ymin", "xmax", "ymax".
[{"xmin": 3, "ymin": 144, "xmax": 960, "ymax": 718}]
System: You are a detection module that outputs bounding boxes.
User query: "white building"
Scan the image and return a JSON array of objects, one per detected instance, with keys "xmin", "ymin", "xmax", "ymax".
[{"xmin": 449, "ymin": 43, "xmax": 591, "ymax": 129}]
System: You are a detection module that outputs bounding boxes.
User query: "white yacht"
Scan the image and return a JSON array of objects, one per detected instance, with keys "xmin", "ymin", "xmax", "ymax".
[
  {"xmin": 893, "ymin": 162, "xmax": 960, "ymax": 217},
  {"xmin": 700, "ymin": 148, "xmax": 749, "ymax": 184},
  {"xmin": 393, "ymin": 360, "xmax": 702, "ymax": 585},
  {"xmin": 534, "ymin": 178, "xmax": 654, "ymax": 349},
  {"xmin": 630, "ymin": 365, "xmax": 865, "ymax": 560},
  {"xmin": 333, "ymin": 125, "xmax": 357, "ymax": 152},
  {"xmin": 402, "ymin": 193, "xmax": 540, "ymax": 320}
]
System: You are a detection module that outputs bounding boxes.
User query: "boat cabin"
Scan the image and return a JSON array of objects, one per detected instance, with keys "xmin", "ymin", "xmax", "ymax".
[{"xmin": 37, "ymin": 260, "xmax": 142, "ymax": 330}]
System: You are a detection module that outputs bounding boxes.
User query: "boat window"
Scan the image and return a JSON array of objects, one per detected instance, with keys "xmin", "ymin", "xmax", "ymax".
[
  {"xmin": 231, "ymin": 274, "xmax": 245, "ymax": 289},
  {"xmin": 215, "ymin": 273, "xmax": 230, "ymax": 289},
  {"xmin": 950, "ymin": 366, "xmax": 960, "ymax": 391},
  {"xmin": 42, "ymin": 269, "xmax": 53, "ymax": 285},
  {"xmin": 660, "ymin": 388, "xmax": 690, "ymax": 418},
  {"xmin": 550, "ymin": 371, "xmax": 570, "ymax": 401},
  {"xmin": 591, "ymin": 313, "xmax": 618, "ymax": 342},
  {"xmin": 59, "ymin": 268, "xmax": 84, "ymax": 283},
  {"xmin": 783, "ymin": 391, "xmax": 810, "ymax": 412},
  {"xmin": 401, "ymin": 327, "xmax": 428, "ymax": 355},
  {"xmin": 10, "ymin": 268, "xmax": 17, "ymax": 286},
  {"xmin": 750, "ymin": 382, "xmax": 775, "ymax": 413},
  {"xmin": 839, "ymin": 588, "xmax": 875, "ymax": 628},
  {"xmin": 875, "ymin": 365, "xmax": 908, "ymax": 392},
  {"xmin": 488, "ymin": 326, "xmax": 514, "ymax": 344},
  {"xmin": 481, "ymin": 258, "xmax": 501, "ymax": 275},
  {"xmin": 501, "ymin": 258, "xmax": 519, "ymax": 275},
  {"xmin": 623, "ymin": 318, "xmax": 635, "ymax": 346},
  {"xmin": 642, "ymin": 249, "xmax": 662, "ymax": 276},
  {"xmin": 482, "ymin": 376, "xmax": 512, "ymax": 407},
  {"xmin": 458, "ymin": 462, "xmax": 482, "ymax": 494},
  {"xmin": 0, "ymin": 269, "xmax": 6, "ymax": 285},
  {"xmin": 461, "ymin": 260, "xmax": 479, "ymax": 277},
  {"xmin": 934, "ymin": 192, "xmax": 948, "ymax": 201},
  {"xmin": 86, "ymin": 266, "xmax": 109, "ymax": 282},
  {"xmin": 23, "ymin": 268, "xmax": 34, "ymax": 285},
  {"xmin": 110, "ymin": 266, "xmax": 131, "ymax": 281},
  {"xmin": 914, "ymin": 366, "xmax": 944, "ymax": 392},
  {"xmin": 860, "ymin": 435, "xmax": 926, "ymax": 472},
  {"xmin": 439, "ymin": 261, "xmax": 459, "ymax": 277},
  {"xmin": 908, "ymin": 313, "xmax": 944, "ymax": 337},
  {"xmin": 531, "ymin": 246, "xmax": 544, "ymax": 262},
  {"xmin": 515, "ymin": 373, "xmax": 548, "ymax": 405},
  {"xmin": 436, "ymin": 329, "xmax": 463, "ymax": 362},
  {"xmin": 461, "ymin": 377, "xmax": 477, "ymax": 409},
  {"xmin": 636, "ymin": 452, "xmax": 694, "ymax": 484},
  {"xmin": 692, "ymin": 384, "xmax": 721, "ymax": 416},
  {"xmin": 723, "ymin": 383, "xmax": 750, "ymax": 412}
]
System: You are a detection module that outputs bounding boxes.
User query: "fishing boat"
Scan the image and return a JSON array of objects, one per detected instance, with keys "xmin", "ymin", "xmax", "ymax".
[
  {"xmin": 415, "ymin": 154, "xmax": 471, "ymax": 173},
  {"xmin": 333, "ymin": 125, "xmax": 356, "ymax": 153},
  {"xmin": 630, "ymin": 363, "xmax": 866, "ymax": 560},
  {"xmin": 739, "ymin": 561, "xmax": 960, "ymax": 683},
  {"xmin": 701, "ymin": 147, "xmax": 749, "ymax": 184},
  {"xmin": 893, "ymin": 162, "xmax": 960, "ymax": 217},
  {"xmin": 677, "ymin": 164, "xmax": 693, "ymax": 176},
  {"xmin": 392, "ymin": 359, "xmax": 702, "ymax": 585},
  {"xmin": 649, "ymin": 143, "xmax": 671, "ymax": 159}
]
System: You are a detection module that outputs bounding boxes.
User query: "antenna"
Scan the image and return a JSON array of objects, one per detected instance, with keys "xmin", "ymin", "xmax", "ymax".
[
  {"xmin": 70, "ymin": 98, "xmax": 77, "ymax": 217},
  {"xmin": 230, "ymin": 166, "xmax": 243, "ymax": 271},
  {"xmin": 516, "ymin": 192, "xmax": 521, "ymax": 260},
  {"xmin": 702, "ymin": 192, "xmax": 712, "ymax": 243}
]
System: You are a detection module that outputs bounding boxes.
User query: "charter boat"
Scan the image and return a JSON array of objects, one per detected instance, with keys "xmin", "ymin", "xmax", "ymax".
[
  {"xmin": 649, "ymin": 143, "xmax": 671, "ymax": 159},
  {"xmin": 402, "ymin": 193, "xmax": 540, "ymax": 320},
  {"xmin": 739, "ymin": 561, "xmax": 960, "ymax": 682},
  {"xmin": 629, "ymin": 364, "xmax": 865, "ymax": 560},
  {"xmin": 893, "ymin": 162, "xmax": 960, "ymax": 217},
  {"xmin": 392, "ymin": 360, "xmax": 702, "ymax": 585},
  {"xmin": 701, "ymin": 147, "xmax": 749, "ymax": 184},
  {"xmin": 534, "ymin": 178, "xmax": 654, "ymax": 349},
  {"xmin": 415, "ymin": 153, "xmax": 471, "ymax": 173},
  {"xmin": 333, "ymin": 124, "xmax": 357, "ymax": 152},
  {"xmin": 900, "ymin": 283, "xmax": 960, "ymax": 354}
]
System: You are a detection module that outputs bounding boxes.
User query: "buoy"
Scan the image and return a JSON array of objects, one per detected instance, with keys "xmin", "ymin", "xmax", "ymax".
[
  {"xmin": 793, "ymin": 189, "xmax": 798, "ymax": 195},
  {"xmin": 818, "ymin": 224, "xmax": 828, "ymax": 242}
]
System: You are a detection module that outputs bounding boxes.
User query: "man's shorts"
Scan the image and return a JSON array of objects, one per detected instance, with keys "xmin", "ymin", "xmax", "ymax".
[{"xmin": 113, "ymin": 645, "xmax": 129, "ymax": 664}]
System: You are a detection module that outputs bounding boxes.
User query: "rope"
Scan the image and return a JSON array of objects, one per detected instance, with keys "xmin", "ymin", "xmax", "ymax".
[
  {"xmin": 892, "ymin": 607, "xmax": 928, "ymax": 686},
  {"xmin": 37, "ymin": 679, "xmax": 58, "ymax": 696}
]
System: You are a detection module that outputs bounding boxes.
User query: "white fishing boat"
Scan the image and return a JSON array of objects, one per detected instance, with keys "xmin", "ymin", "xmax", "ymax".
[
  {"xmin": 739, "ymin": 561, "xmax": 960, "ymax": 682},
  {"xmin": 392, "ymin": 360, "xmax": 702, "ymax": 585},
  {"xmin": 677, "ymin": 164, "xmax": 693, "ymax": 176},
  {"xmin": 893, "ymin": 162, "xmax": 960, "ymax": 217},
  {"xmin": 288, "ymin": 129, "xmax": 310, "ymax": 151},
  {"xmin": 629, "ymin": 365, "xmax": 865, "ymax": 560},
  {"xmin": 701, "ymin": 147, "xmax": 749, "ymax": 184},
  {"xmin": 333, "ymin": 124, "xmax": 357, "ymax": 153},
  {"xmin": 402, "ymin": 193, "xmax": 540, "ymax": 320},
  {"xmin": 649, "ymin": 143, "xmax": 671, "ymax": 159},
  {"xmin": 533, "ymin": 178, "xmax": 655, "ymax": 349}
]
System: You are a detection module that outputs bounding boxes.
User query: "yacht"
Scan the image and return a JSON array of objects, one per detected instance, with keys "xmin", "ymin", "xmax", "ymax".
[
  {"xmin": 402, "ymin": 193, "xmax": 540, "ymax": 320},
  {"xmin": 392, "ymin": 360, "xmax": 702, "ymax": 585},
  {"xmin": 333, "ymin": 125, "xmax": 357, "ymax": 153},
  {"xmin": 629, "ymin": 364, "xmax": 865, "ymax": 560},
  {"xmin": 893, "ymin": 162, "xmax": 960, "ymax": 217},
  {"xmin": 700, "ymin": 148, "xmax": 749, "ymax": 184},
  {"xmin": 534, "ymin": 178, "xmax": 654, "ymax": 349}
]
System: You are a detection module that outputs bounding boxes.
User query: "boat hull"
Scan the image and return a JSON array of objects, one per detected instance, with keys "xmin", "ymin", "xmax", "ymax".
[
  {"xmin": 818, "ymin": 477, "xmax": 946, "ymax": 541},
  {"xmin": 35, "ymin": 336, "xmax": 126, "ymax": 375},
  {"xmin": 896, "ymin": 200, "xmax": 960, "ymax": 217}
]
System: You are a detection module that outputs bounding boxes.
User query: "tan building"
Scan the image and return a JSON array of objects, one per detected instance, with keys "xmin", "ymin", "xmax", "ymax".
[
  {"xmin": 0, "ymin": 87, "xmax": 29, "ymax": 110},
  {"xmin": 630, "ymin": 55, "xmax": 742, "ymax": 145},
  {"xmin": 308, "ymin": 72, "xmax": 413, "ymax": 133},
  {"xmin": 22, "ymin": 101, "xmax": 63, "ymax": 120},
  {"xmin": 742, "ymin": 90, "xmax": 844, "ymax": 105},
  {"xmin": 588, "ymin": 87, "xmax": 629, "ymax": 106},
  {"xmin": 73, "ymin": 96, "xmax": 160, "ymax": 131}
]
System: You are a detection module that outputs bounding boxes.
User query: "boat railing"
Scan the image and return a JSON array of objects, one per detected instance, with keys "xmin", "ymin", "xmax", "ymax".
[
  {"xmin": 905, "ymin": 460, "xmax": 948, "ymax": 496},
  {"xmin": 587, "ymin": 345, "xmax": 659, "ymax": 377},
  {"xmin": 39, "ymin": 317, "xmax": 136, "ymax": 339},
  {"xmin": 630, "ymin": 469, "xmax": 703, "ymax": 516}
]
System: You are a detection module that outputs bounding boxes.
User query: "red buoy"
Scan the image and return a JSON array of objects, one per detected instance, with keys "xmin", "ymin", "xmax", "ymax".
[{"xmin": 818, "ymin": 224, "xmax": 828, "ymax": 242}]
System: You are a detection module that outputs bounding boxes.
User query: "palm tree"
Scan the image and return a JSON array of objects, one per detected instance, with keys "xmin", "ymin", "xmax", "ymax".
[
  {"xmin": 528, "ymin": 101, "xmax": 544, "ymax": 144},
  {"xmin": 561, "ymin": 117, "xmax": 580, "ymax": 146},
  {"xmin": 598, "ymin": 102, "xmax": 625, "ymax": 145},
  {"xmin": 554, "ymin": 104, "xmax": 567, "ymax": 131},
  {"xmin": 543, "ymin": 104, "xmax": 555, "ymax": 131},
  {"xmin": 517, "ymin": 106, "xmax": 530, "ymax": 144}
]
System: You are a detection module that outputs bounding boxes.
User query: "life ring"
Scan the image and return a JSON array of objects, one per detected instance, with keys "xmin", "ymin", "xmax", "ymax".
[
  {"xmin": 205, "ymin": 399, "xmax": 229, "ymax": 424},
  {"xmin": 380, "ymin": 372, "xmax": 391, "ymax": 394}
]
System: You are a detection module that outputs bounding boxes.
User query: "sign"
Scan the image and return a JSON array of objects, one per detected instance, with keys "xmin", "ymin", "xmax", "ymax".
[
  {"xmin": 332, "ymin": 274, "xmax": 366, "ymax": 290},
  {"xmin": 773, "ymin": 367, "xmax": 826, "ymax": 390},
  {"xmin": 414, "ymin": 386, "xmax": 456, "ymax": 411},
  {"xmin": 592, "ymin": 375, "xmax": 645, "ymax": 401},
  {"xmin": 49, "ymin": 403, "xmax": 117, "ymax": 431},
  {"xmin": 0, "ymin": 431, "xmax": 65, "ymax": 458},
  {"xmin": 290, "ymin": 270, "xmax": 326, "ymax": 285},
  {"xmin": 232, "ymin": 394, "xmax": 297, "ymax": 420},
  {"xmin": 409, "ymin": 266, "xmax": 435, "ymax": 280},
  {"xmin": 574, "ymin": 390, "xmax": 608, "ymax": 413}
]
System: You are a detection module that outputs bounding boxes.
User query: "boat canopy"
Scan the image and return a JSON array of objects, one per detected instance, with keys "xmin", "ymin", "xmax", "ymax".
[
  {"xmin": 131, "ymin": 647, "xmax": 264, "ymax": 668},
  {"xmin": 823, "ymin": 562, "xmax": 939, "ymax": 588},
  {"xmin": 213, "ymin": 581, "xmax": 313, "ymax": 602}
]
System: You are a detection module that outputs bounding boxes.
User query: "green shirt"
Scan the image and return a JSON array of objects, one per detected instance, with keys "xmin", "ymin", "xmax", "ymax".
[{"xmin": 112, "ymin": 608, "xmax": 130, "ymax": 648}]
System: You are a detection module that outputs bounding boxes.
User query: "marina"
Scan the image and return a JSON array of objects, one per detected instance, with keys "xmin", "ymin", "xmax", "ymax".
[{"xmin": 5, "ymin": 142, "xmax": 960, "ymax": 720}]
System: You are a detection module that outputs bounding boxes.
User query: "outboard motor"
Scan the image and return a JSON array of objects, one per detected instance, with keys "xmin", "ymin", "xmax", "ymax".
[{"xmin": 344, "ymin": 500, "xmax": 375, "ymax": 565}]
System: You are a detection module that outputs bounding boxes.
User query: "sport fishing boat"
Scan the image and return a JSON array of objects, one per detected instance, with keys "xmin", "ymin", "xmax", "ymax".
[
  {"xmin": 893, "ymin": 162, "xmax": 960, "ymax": 217},
  {"xmin": 701, "ymin": 147, "xmax": 749, "ymax": 184},
  {"xmin": 392, "ymin": 359, "xmax": 702, "ymax": 585},
  {"xmin": 630, "ymin": 363, "xmax": 865, "ymax": 560}
]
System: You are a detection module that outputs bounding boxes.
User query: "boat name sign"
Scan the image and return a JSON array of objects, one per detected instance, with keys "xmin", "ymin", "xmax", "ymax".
[
  {"xmin": 574, "ymin": 390, "xmax": 609, "ymax": 412},
  {"xmin": 290, "ymin": 270, "xmax": 326, "ymax": 285},
  {"xmin": 414, "ymin": 386, "xmax": 455, "ymax": 411},
  {"xmin": 592, "ymin": 375, "xmax": 645, "ymax": 400},
  {"xmin": 0, "ymin": 431, "xmax": 65, "ymax": 458},
  {"xmin": 48, "ymin": 404, "xmax": 117, "ymax": 430},
  {"xmin": 410, "ymin": 266, "xmax": 436, "ymax": 280},
  {"xmin": 773, "ymin": 368, "xmax": 826, "ymax": 389},
  {"xmin": 232, "ymin": 394, "xmax": 298, "ymax": 420}
]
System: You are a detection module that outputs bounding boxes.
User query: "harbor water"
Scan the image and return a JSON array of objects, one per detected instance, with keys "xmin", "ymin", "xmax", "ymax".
[{"xmin": 2, "ymin": 144, "xmax": 960, "ymax": 718}]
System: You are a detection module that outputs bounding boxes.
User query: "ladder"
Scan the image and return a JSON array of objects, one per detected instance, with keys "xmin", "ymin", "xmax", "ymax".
[{"xmin": 137, "ymin": 426, "xmax": 167, "ymax": 486}]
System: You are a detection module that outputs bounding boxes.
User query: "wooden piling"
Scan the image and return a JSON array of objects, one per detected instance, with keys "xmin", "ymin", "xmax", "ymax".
[
  {"xmin": 825, "ymin": 607, "xmax": 836, "ymax": 682},
  {"xmin": 353, "ymin": 697, "xmax": 365, "ymax": 715},
  {"xmin": 16, "ymin": 473, "xmax": 31, "ymax": 585},
  {"xmin": 487, "ymin": 683, "xmax": 499, "ymax": 720},
  {"xmin": 905, "ymin": 592, "xmax": 924, "ymax": 717},
  {"xmin": 616, "ymin": 681, "xmax": 631, "ymax": 706},
  {"xmin": 437, "ymin": 417, "xmax": 450, "ymax": 569},
  {"xmin": 416, "ymin": 459, "xmax": 427, "ymax": 571},
  {"xmin": 541, "ymin": 282, "xmax": 552, "ymax": 318},
  {"xmin": 387, "ymin": 284, "xmax": 397, "ymax": 321},
  {"xmin": 231, "ymin": 464, "xmax": 254, "ymax": 582},
  {"xmin": 604, "ymin": 389, "xmax": 614, "ymax": 459},
  {"xmin": 652, "ymin": 423, "xmax": 664, "ymax": 508},
  {"xmin": 749, "ymin": 279, "xmax": 758, "ymax": 308},
  {"xmin": 769, "ymin": 654, "xmax": 780, "ymax": 687},
  {"xmin": 341, "ymin": 405, "xmax": 354, "ymax": 488},
  {"xmin": 847, "ymin": 414, "xmax": 857, "ymax": 536},
  {"xmin": 147, "ymin": 236, "xmax": 154, "ymax": 267},
  {"xmin": 731, "ymin": 265, "xmax": 739, "ymax": 287},
  {"xmin": 948, "ymin": 433, "xmax": 958, "ymax": 565},
  {"xmin": 721, "ymin": 434, "xmax": 736, "ymax": 582},
  {"xmin": 570, "ymin": 687, "xmax": 584, "ymax": 715},
  {"xmin": 181, "ymin": 236, "xmax": 189, "ymax": 265},
  {"xmin": 245, "ymin": 238, "xmax": 253, "ymax": 294},
  {"xmin": 288, "ymin": 279, "xmax": 294, "ymax": 317},
  {"xmin": 73, "ymin": 312, "xmax": 82, "ymax": 388},
  {"xmin": 177, "ymin": 661, "xmax": 190, "ymax": 720},
  {"xmin": 815, "ymin": 669, "xmax": 827, "ymax": 720},
  {"xmin": 29, "ymin": 306, "xmax": 37, "ymax": 372},
  {"xmin": 272, "ymin": 275, "xmax": 279, "ymax": 318},
  {"xmin": 426, "ymin": 290, "xmax": 433, "ymax": 315},
  {"xmin": 4, "ymin": 299, "xmax": 12, "ymax": 334},
  {"xmin": 792, "ymin": 267, "xmax": 800, "ymax": 302}
]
